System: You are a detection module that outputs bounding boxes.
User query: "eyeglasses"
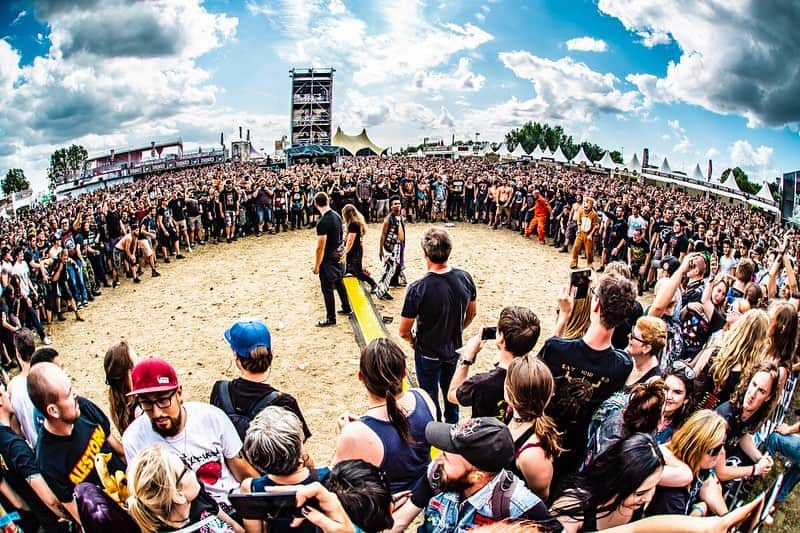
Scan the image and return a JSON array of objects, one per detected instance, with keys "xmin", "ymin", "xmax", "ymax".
[
  {"xmin": 670, "ymin": 360, "xmax": 696, "ymax": 380},
  {"xmin": 137, "ymin": 390, "xmax": 177, "ymax": 412},
  {"xmin": 707, "ymin": 443, "xmax": 724, "ymax": 457},
  {"xmin": 628, "ymin": 332, "xmax": 647, "ymax": 344}
]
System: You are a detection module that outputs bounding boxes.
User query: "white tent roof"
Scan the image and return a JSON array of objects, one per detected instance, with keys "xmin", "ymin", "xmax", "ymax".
[
  {"xmin": 544, "ymin": 146, "xmax": 555, "ymax": 158},
  {"xmin": 413, "ymin": 149, "xmax": 425, "ymax": 158},
  {"xmin": 511, "ymin": 143, "xmax": 527, "ymax": 158},
  {"xmin": 552, "ymin": 145, "xmax": 569, "ymax": 163},
  {"xmin": 598, "ymin": 151, "xmax": 616, "ymax": 169},
  {"xmin": 571, "ymin": 146, "xmax": 592, "ymax": 165},
  {"xmin": 625, "ymin": 153, "xmax": 641, "ymax": 172},
  {"xmin": 659, "ymin": 157, "xmax": 672, "ymax": 174},
  {"xmin": 756, "ymin": 182, "xmax": 775, "ymax": 204},
  {"xmin": 495, "ymin": 143, "xmax": 511, "ymax": 156},
  {"xmin": 530, "ymin": 145, "xmax": 544, "ymax": 160},
  {"xmin": 691, "ymin": 163, "xmax": 704, "ymax": 181}
]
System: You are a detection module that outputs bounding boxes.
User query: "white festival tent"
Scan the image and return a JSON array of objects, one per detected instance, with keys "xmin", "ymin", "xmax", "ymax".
[
  {"xmin": 511, "ymin": 142, "xmax": 527, "ymax": 158},
  {"xmin": 756, "ymin": 182, "xmax": 776, "ymax": 204},
  {"xmin": 691, "ymin": 163, "xmax": 705, "ymax": 181},
  {"xmin": 530, "ymin": 144, "xmax": 544, "ymax": 160},
  {"xmin": 598, "ymin": 151, "xmax": 616, "ymax": 169},
  {"xmin": 659, "ymin": 157, "xmax": 672, "ymax": 174},
  {"xmin": 625, "ymin": 153, "xmax": 641, "ymax": 172},
  {"xmin": 571, "ymin": 146, "xmax": 593, "ymax": 165},
  {"xmin": 495, "ymin": 143, "xmax": 512, "ymax": 157},
  {"xmin": 544, "ymin": 146, "xmax": 555, "ymax": 158},
  {"xmin": 552, "ymin": 145, "xmax": 569, "ymax": 163}
]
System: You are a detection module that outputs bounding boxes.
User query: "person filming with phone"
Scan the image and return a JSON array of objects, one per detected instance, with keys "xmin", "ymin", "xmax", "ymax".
[{"xmin": 446, "ymin": 306, "xmax": 541, "ymax": 420}]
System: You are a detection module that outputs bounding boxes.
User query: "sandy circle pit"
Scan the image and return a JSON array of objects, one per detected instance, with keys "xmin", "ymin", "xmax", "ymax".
[{"xmin": 57, "ymin": 223, "xmax": 568, "ymax": 460}]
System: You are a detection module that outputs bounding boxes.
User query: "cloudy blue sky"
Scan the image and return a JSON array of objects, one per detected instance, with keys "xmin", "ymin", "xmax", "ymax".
[{"xmin": 1, "ymin": 0, "xmax": 798, "ymax": 191}]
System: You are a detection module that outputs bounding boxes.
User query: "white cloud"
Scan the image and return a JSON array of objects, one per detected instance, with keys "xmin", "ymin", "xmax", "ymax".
[
  {"xmin": 730, "ymin": 140, "xmax": 773, "ymax": 179},
  {"xmin": 268, "ymin": 2, "xmax": 493, "ymax": 86},
  {"xmin": 0, "ymin": 0, "xmax": 240, "ymax": 189},
  {"xmin": 600, "ymin": 0, "xmax": 800, "ymax": 128},
  {"xmin": 667, "ymin": 119, "xmax": 691, "ymax": 153},
  {"xmin": 705, "ymin": 147, "xmax": 719, "ymax": 159},
  {"xmin": 475, "ymin": 51, "xmax": 640, "ymax": 129},
  {"xmin": 10, "ymin": 10, "xmax": 26, "ymax": 26},
  {"xmin": 413, "ymin": 57, "xmax": 485, "ymax": 93},
  {"xmin": 475, "ymin": 12, "xmax": 485, "ymax": 22},
  {"xmin": 338, "ymin": 89, "xmax": 456, "ymax": 132},
  {"xmin": 328, "ymin": 0, "xmax": 347, "ymax": 15},
  {"xmin": 565, "ymin": 36, "xmax": 608, "ymax": 52}
]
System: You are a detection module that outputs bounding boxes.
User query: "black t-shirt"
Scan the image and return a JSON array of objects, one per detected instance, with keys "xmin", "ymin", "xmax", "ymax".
[
  {"xmin": 220, "ymin": 189, "xmax": 239, "ymax": 211},
  {"xmin": 159, "ymin": 484, "xmax": 219, "ymax": 532},
  {"xmin": 628, "ymin": 239, "xmax": 650, "ymax": 265},
  {"xmin": 0, "ymin": 425, "xmax": 60, "ymax": 527},
  {"xmin": 401, "ymin": 269, "xmax": 477, "ymax": 361},
  {"xmin": 185, "ymin": 198, "xmax": 201, "ymax": 218},
  {"xmin": 106, "ymin": 211, "xmax": 122, "ymax": 240},
  {"xmin": 168, "ymin": 198, "xmax": 186, "ymax": 221},
  {"xmin": 316, "ymin": 209, "xmax": 344, "ymax": 263},
  {"xmin": 716, "ymin": 401, "xmax": 751, "ymax": 462},
  {"xmin": 456, "ymin": 365, "xmax": 507, "ymax": 420},
  {"xmin": 539, "ymin": 337, "xmax": 632, "ymax": 472},
  {"xmin": 611, "ymin": 300, "xmax": 644, "ymax": 350},
  {"xmin": 210, "ymin": 378, "xmax": 311, "ymax": 441},
  {"xmin": 346, "ymin": 221, "xmax": 363, "ymax": 263},
  {"xmin": 36, "ymin": 397, "xmax": 126, "ymax": 503}
]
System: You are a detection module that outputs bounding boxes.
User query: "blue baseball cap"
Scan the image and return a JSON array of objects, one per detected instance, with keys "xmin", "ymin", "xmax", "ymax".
[{"xmin": 224, "ymin": 320, "xmax": 271, "ymax": 358}]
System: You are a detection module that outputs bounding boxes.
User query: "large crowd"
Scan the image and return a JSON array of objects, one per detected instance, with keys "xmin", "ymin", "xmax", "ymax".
[{"xmin": 0, "ymin": 155, "xmax": 797, "ymax": 532}]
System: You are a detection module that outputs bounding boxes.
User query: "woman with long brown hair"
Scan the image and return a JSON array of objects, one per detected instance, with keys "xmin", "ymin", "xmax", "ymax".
[
  {"xmin": 504, "ymin": 354, "xmax": 563, "ymax": 501},
  {"xmin": 342, "ymin": 203, "xmax": 377, "ymax": 292},
  {"xmin": 332, "ymin": 337, "xmax": 434, "ymax": 493},
  {"xmin": 104, "ymin": 340, "xmax": 139, "ymax": 434}
]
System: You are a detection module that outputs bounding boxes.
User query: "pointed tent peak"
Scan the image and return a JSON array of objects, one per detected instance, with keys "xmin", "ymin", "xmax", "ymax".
[
  {"xmin": 626, "ymin": 153, "xmax": 641, "ymax": 171},
  {"xmin": 571, "ymin": 146, "xmax": 592, "ymax": 165},
  {"xmin": 496, "ymin": 143, "xmax": 511, "ymax": 156},
  {"xmin": 692, "ymin": 163, "xmax": 704, "ymax": 180},
  {"xmin": 659, "ymin": 157, "xmax": 672, "ymax": 174},
  {"xmin": 756, "ymin": 182, "xmax": 775, "ymax": 203},
  {"xmin": 599, "ymin": 151, "xmax": 616, "ymax": 169},
  {"xmin": 530, "ymin": 145, "xmax": 544, "ymax": 159},
  {"xmin": 332, "ymin": 126, "xmax": 385, "ymax": 156},
  {"xmin": 552, "ymin": 145, "xmax": 569, "ymax": 163},
  {"xmin": 545, "ymin": 146, "xmax": 555, "ymax": 157},
  {"xmin": 511, "ymin": 143, "xmax": 527, "ymax": 157}
]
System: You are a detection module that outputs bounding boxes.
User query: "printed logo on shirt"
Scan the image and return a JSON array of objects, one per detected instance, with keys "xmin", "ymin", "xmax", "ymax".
[{"xmin": 69, "ymin": 425, "xmax": 106, "ymax": 484}]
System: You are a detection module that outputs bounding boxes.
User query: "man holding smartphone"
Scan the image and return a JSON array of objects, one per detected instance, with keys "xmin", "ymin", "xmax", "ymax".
[{"xmin": 446, "ymin": 306, "xmax": 541, "ymax": 420}]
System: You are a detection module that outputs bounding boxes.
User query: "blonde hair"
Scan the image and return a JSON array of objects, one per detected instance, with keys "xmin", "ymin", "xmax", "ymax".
[
  {"xmin": 668, "ymin": 410, "xmax": 726, "ymax": 476},
  {"xmin": 562, "ymin": 296, "xmax": 591, "ymax": 340},
  {"xmin": 635, "ymin": 316, "xmax": 667, "ymax": 355},
  {"xmin": 127, "ymin": 446, "xmax": 184, "ymax": 533},
  {"xmin": 710, "ymin": 309, "xmax": 768, "ymax": 391}
]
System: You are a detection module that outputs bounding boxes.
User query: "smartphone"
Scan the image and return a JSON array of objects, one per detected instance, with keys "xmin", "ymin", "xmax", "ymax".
[
  {"xmin": 229, "ymin": 491, "xmax": 309, "ymax": 520},
  {"xmin": 753, "ymin": 473, "xmax": 783, "ymax": 531},
  {"xmin": 570, "ymin": 268, "xmax": 592, "ymax": 299},
  {"xmin": 481, "ymin": 326, "xmax": 497, "ymax": 340}
]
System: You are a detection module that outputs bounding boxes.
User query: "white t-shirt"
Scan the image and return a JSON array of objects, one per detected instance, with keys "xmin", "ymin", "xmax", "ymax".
[
  {"xmin": 9, "ymin": 373, "xmax": 37, "ymax": 446},
  {"xmin": 122, "ymin": 401, "xmax": 242, "ymax": 504}
]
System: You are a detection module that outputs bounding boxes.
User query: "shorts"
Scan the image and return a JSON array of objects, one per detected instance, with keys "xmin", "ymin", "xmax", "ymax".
[
  {"xmin": 224, "ymin": 210, "xmax": 236, "ymax": 227},
  {"xmin": 401, "ymin": 196, "xmax": 415, "ymax": 209},
  {"xmin": 496, "ymin": 205, "xmax": 511, "ymax": 217},
  {"xmin": 139, "ymin": 238, "xmax": 154, "ymax": 258},
  {"xmin": 175, "ymin": 219, "xmax": 187, "ymax": 232},
  {"xmin": 112, "ymin": 248, "xmax": 124, "ymax": 271},
  {"xmin": 432, "ymin": 200, "xmax": 447, "ymax": 213},
  {"xmin": 188, "ymin": 216, "xmax": 202, "ymax": 232}
]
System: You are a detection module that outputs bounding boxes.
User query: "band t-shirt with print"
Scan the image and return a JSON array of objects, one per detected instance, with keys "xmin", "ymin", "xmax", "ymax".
[{"xmin": 37, "ymin": 396, "xmax": 126, "ymax": 502}]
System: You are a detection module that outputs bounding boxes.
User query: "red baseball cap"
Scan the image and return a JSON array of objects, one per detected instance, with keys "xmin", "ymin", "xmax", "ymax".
[{"xmin": 128, "ymin": 358, "xmax": 179, "ymax": 396}]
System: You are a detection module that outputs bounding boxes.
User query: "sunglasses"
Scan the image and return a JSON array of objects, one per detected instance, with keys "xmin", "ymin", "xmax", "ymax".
[
  {"xmin": 707, "ymin": 443, "xmax": 724, "ymax": 457},
  {"xmin": 670, "ymin": 360, "xmax": 696, "ymax": 380}
]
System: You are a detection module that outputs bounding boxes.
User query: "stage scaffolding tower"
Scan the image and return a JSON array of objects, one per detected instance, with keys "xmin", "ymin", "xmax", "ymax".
[{"xmin": 289, "ymin": 68, "xmax": 334, "ymax": 147}]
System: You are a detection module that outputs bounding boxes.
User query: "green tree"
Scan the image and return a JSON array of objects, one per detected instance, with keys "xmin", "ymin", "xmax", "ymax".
[
  {"xmin": 503, "ymin": 121, "xmax": 618, "ymax": 163},
  {"xmin": 721, "ymin": 167, "xmax": 760, "ymax": 194},
  {"xmin": 2, "ymin": 168, "xmax": 29, "ymax": 195},
  {"xmin": 47, "ymin": 144, "xmax": 88, "ymax": 187}
]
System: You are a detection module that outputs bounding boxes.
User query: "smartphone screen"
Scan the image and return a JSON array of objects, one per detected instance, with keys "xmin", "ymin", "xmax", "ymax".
[
  {"xmin": 481, "ymin": 326, "xmax": 497, "ymax": 340},
  {"xmin": 570, "ymin": 268, "xmax": 592, "ymax": 299}
]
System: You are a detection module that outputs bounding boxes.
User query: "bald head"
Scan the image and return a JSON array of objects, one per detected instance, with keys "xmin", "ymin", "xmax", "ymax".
[{"xmin": 28, "ymin": 362, "xmax": 67, "ymax": 415}]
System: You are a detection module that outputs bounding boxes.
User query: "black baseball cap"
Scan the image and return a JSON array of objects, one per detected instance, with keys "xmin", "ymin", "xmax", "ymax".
[{"xmin": 425, "ymin": 418, "xmax": 514, "ymax": 473}]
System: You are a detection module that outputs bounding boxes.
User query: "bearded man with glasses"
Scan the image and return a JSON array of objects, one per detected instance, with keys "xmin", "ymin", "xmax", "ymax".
[{"xmin": 121, "ymin": 358, "xmax": 257, "ymax": 516}]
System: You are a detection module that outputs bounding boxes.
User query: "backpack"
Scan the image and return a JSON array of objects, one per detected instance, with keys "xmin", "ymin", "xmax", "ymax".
[{"xmin": 215, "ymin": 381, "xmax": 281, "ymax": 441}]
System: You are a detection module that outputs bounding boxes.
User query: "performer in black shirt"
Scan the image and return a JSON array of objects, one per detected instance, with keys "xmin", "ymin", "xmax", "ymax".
[{"xmin": 312, "ymin": 192, "xmax": 351, "ymax": 327}]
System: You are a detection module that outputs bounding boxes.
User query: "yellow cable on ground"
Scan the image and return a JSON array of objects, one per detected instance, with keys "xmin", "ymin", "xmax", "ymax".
[{"xmin": 343, "ymin": 276, "xmax": 387, "ymax": 346}]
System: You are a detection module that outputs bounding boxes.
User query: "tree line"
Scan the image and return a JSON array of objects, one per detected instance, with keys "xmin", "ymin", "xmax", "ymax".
[{"xmin": 504, "ymin": 121, "xmax": 622, "ymax": 164}]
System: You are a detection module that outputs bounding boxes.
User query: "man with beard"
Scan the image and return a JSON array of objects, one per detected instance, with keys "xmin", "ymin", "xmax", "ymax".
[
  {"xmin": 28, "ymin": 362, "xmax": 126, "ymax": 524},
  {"xmin": 392, "ymin": 418, "xmax": 560, "ymax": 531},
  {"xmin": 375, "ymin": 196, "xmax": 406, "ymax": 299},
  {"xmin": 122, "ymin": 358, "xmax": 258, "ymax": 510}
]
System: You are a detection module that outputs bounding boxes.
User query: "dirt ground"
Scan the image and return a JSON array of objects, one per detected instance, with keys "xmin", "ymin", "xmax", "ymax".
[{"xmin": 53, "ymin": 222, "xmax": 567, "ymax": 460}]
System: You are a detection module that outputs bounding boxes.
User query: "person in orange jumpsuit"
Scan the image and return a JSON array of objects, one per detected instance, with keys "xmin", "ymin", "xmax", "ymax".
[
  {"xmin": 570, "ymin": 197, "xmax": 600, "ymax": 269},
  {"xmin": 524, "ymin": 190, "xmax": 552, "ymax": 243}
]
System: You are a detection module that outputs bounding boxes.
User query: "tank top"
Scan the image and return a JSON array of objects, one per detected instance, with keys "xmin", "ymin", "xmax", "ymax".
[
  {"xmin": 360, "ymin": 390, "xmax": 433, "ymax": 493},
  {"xmin": 509, "ymin": 424, "xmax": 543, "ymax": 482},
  {"xmin": 383, "ymin": 214, "xmax": 402, "ymax": 252}
]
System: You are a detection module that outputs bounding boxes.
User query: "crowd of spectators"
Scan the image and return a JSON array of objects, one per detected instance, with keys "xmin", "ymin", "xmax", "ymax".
[{"xmin": 0, "ymin": 155, "xmax": 797, "ymax": 531}]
